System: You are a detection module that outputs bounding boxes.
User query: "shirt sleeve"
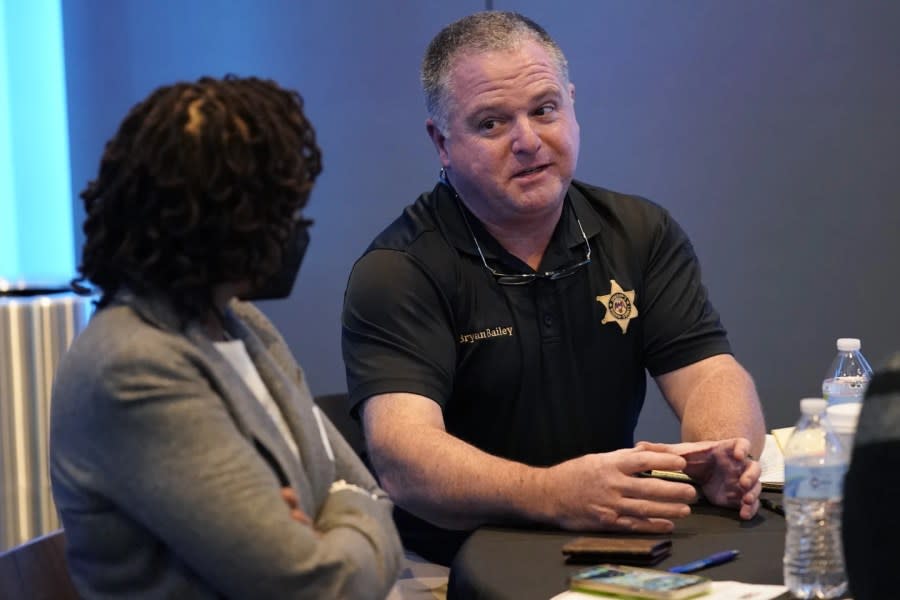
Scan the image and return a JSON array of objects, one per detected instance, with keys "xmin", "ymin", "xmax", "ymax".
[
  {"xmin": 639, "ymin": 207, "xmax": 732, "ymax": 376},
  {"xmin": 342, "ymin": 248, "xmax": 457, "ymax": 414}
]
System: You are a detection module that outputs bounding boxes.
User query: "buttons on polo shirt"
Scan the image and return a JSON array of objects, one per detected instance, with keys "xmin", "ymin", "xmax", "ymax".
[{"xmin": 543, "ymin": 313, "xmax": 554, "ymax": 327}]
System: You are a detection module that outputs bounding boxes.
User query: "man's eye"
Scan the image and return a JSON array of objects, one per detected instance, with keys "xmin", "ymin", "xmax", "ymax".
[
  {"xmin": 535, "ymin": 105, "xmax": 555, "ymax": 117},
  {"xmin": 479, "ymin": 119, "xmax": 497, "ymax": 131}
]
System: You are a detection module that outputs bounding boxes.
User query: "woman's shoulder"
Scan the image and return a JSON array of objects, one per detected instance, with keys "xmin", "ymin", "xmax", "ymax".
[{"xmin": 78, "ymin": 303, "xmax": 189, "ymax": 360}]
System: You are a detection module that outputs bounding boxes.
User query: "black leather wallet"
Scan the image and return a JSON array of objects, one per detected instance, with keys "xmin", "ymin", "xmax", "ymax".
[{"xmin": 561, "ymin": 536, "xmax": 672, "ymax": 566}]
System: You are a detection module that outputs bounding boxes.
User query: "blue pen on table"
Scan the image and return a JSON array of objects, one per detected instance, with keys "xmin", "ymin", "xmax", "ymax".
[{"xmin": 667, "ymin": 549, "xmax": 740, "ymax": 573}]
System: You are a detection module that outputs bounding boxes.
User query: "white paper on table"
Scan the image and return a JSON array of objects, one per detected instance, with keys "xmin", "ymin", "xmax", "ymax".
[
  {"xmin": 759, "ymin": 433, "xmax": 785, "ymax": 486},
  {"xmin": 770, "ymin": 427, "xmax": 795, "ymax": 454},
  {"xmin": 551, "ymin": 579, "xmax": 789, "ymax": 600}
]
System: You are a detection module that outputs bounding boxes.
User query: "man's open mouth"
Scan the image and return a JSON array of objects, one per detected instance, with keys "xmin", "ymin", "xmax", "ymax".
[{"xmin": 514, "ymin": 164, "xmax": 548, "ymax": 177}]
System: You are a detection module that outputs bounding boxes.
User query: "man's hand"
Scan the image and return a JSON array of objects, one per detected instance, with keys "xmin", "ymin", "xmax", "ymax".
[
  {"xmin": 636, "ymin": 439, "xmax": 761, "ymax": 520},
  {"xmin": 540, "ymin": 447, "xmax": 701, "ymax": 533}
]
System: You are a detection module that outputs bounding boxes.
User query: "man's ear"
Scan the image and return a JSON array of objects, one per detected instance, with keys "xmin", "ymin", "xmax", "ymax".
[
  {"xmin": 426, "ymin": 119, "xmax": 451, "ymax": 167},
  {"xmin": 569, "ymin": 82, "xmax": 576, "ymax": 105}
]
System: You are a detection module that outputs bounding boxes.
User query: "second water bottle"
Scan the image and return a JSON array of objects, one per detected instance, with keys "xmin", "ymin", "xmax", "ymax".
[{"xmin": 822, "ymin": 337, "xmax": 872, "ymax": 406}]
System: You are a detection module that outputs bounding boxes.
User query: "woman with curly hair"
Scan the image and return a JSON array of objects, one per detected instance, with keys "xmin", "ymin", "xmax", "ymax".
[{"xmin": 49, "ymin": 76, "xmax": 401, "ymax": 599}]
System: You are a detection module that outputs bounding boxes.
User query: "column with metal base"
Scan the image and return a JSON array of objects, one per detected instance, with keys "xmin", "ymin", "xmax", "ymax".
[{"xmin": 1, "ymin": 291, "xmax": 92, "ymax": 552}]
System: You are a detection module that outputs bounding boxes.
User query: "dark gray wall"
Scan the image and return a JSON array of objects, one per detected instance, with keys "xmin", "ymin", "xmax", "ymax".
[{"xmin": 63, "ymin": 1, "xmax": 900, "ymax": 443}]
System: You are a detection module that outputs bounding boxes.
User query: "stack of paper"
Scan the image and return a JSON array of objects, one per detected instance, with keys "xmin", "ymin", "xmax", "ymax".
[
  {"xmin": 770, "ymin": 427, "xmax": 795, "ymax": 454},
  {"xmin": 759, "ymin": 433, "xmax": 785, "ymax": 490}
]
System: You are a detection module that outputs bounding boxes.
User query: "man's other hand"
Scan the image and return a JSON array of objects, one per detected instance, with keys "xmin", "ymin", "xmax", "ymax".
[{"xmin": 636, "ymin": 439, "xmax": 761, "ymax": 520}]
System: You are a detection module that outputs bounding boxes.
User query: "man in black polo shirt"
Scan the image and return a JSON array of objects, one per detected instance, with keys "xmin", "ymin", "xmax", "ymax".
[{"xmin": 342, "ymin": 11, "xmax": 766, "ymax": 565}]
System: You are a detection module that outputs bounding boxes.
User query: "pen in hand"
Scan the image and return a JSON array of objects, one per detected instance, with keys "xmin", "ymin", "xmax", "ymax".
[
  {"xmin": 667, "ymin": 549, "xmax": 740, "ymax": 574},
  {"xmin": 760, "ymin": 497, "xmax": 785, "ymax": 516}
]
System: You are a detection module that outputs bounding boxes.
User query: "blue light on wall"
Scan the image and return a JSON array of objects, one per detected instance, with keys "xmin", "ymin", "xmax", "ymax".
[
  {"xmin": 0, "ymin": 1, "xmax": 16, "ymax": 278},
  {"xmin": 0, "ymin": 0, "xmax": 74, "ymax": 287}
]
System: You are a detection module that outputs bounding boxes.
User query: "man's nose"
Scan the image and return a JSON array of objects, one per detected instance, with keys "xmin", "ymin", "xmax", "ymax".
[{"xmin": 510, "ymin": 117, "xmax": 542, "ymax": 155}]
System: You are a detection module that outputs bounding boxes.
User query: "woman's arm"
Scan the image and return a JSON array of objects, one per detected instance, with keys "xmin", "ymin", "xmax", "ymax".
[{"xmin": 53, "ymin": 337, "xmax": 399, "ymax": 600}]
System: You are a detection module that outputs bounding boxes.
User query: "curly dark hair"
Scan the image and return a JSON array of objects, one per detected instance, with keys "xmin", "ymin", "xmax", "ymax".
[{"xmin": 75, "ymin": 75, "xmax": 322, "ymax": 319}]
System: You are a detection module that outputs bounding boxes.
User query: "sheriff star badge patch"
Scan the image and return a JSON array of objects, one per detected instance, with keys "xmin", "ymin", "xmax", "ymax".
[{"xmin": 596, "ymin": 279, "xmax": 638, "ymax": 334}]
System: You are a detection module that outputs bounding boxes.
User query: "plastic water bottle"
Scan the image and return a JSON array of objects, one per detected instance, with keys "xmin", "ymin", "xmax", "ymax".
[
  {"xmin": 822, "ymin": 338, "xmax": 872, "ymax": 406},
  {"xmin": 783, "ymin": 398, "xmax": 848, "ymax": 599}
]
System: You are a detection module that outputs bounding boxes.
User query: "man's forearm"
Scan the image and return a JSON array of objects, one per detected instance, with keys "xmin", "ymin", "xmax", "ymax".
[
  {"xmin": 364, "ymin": 392, "xmax": 704, "ymax": 535},
  {"xmin": 369, "ymin": 424, "xmax": 551, "ymax": 530},
  {"xmin": 679, "ymin": 360, "xmax": 766, "ymax": 456}
]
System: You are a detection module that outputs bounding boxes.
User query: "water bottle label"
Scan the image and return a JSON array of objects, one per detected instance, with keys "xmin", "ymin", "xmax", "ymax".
[
  {"xmin": 823, "ymin": 377, "xmax": 868, "ymax": 405},
  {"xmin": 824, "ymin": 391, "xmax": 863, "ymax": 405},
  {"xmin": 784, "ymin": 464, "xmax": 846, "ymax": 499}
]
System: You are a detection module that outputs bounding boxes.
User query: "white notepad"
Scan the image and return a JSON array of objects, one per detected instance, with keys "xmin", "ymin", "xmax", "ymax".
[{"xmin": 759, "ymin": 433, "xmax": 785, "ymax": 488}]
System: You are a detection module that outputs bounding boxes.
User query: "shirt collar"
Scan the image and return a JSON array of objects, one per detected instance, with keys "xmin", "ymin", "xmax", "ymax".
[
  {"xmin": 432, "ymin": 179, "xmax": 597, "ymax": 266},
  {"xmin": 567, "ymin": 181, "xmax": 603, "ymax": 240}
]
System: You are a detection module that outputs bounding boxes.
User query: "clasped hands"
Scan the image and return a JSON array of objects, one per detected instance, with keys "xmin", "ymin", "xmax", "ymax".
[
  {"xmin": 545, "ymin": 438, "xmax": 760, "ymax": 533},
  {"xmin": 638, "ymin": 439, "xmax": 760, "ymax": 520}
]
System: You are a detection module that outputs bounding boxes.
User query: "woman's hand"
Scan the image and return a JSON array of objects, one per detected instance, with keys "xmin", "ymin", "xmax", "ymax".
[{"xmin": 281, "ymin": 486, "xmax": 322, "ymax": 536}]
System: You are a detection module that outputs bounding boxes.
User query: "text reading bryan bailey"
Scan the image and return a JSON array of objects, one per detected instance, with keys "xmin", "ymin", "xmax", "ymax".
[{"xmin": 458, "ymin": 326, "xmax": 514, "ymax": 344}]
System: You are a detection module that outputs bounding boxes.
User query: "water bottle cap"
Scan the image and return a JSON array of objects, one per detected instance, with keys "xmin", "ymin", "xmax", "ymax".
[
  {"xmin": 800, "ymin": 397, "xmax": 827, "ymax": 414},
  {"xmin": 836, "ymin": 338, "xmax": 861, "ymax": 351}
]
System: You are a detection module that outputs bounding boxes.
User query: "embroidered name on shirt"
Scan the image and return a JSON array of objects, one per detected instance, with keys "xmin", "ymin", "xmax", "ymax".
[
  {"xmin": 597, "ymin": 279, "xmax": 638, "ymax": 334},
  {"xmin": 458, "ymin": 326, "xmax": 514, "ymax": 344}
]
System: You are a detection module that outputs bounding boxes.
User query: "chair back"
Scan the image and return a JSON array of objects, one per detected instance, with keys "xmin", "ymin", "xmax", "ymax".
[{"xmin": 0, "ymin": 529, "xmax": 79, "ymax": 599}]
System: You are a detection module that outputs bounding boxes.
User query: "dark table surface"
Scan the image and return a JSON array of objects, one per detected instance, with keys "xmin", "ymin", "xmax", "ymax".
[{"xmin": 448, "ymin": 494, "xmax": 792, "ymax": 600}]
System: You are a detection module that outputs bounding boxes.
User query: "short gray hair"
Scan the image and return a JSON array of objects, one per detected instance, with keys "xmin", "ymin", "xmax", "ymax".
[{"xmin": 421, "ymin": 11, "xmax": 569, "ymax": 133}]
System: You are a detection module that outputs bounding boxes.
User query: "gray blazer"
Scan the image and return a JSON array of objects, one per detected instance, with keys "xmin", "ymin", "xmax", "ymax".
[{"xmin": 50, "ymin": 292, "xmax": 402, "ymax": 599}]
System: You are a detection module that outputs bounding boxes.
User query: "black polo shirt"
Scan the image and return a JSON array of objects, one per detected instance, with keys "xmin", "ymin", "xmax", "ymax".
[{"xmin": 342, "ymin": 179, "xmax": 731, "ymax": 468}]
